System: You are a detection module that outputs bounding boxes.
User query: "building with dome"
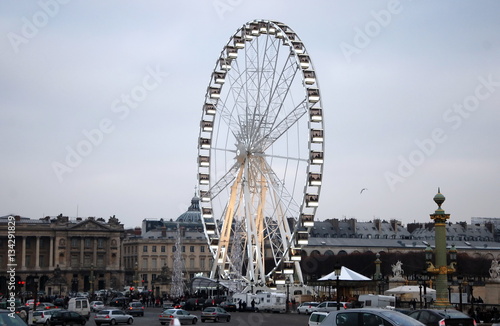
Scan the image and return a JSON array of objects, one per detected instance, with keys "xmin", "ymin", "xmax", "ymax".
[{"xmin": 122, "ymin": 195, "xmax": 212, "ymax": 296}]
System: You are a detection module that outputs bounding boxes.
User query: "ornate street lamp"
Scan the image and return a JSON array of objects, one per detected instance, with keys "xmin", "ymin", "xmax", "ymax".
[
  {"xmin": 426, "ymin": 188, "xmax": 457, "ymax": 308},
  {"xmin": 334, "ymin": 262, "xmax": 342, "ymax": 310},
  {"xmin": 90, "ymin": 263, "xmax": 94, "ymax": 298},
  {"xmin": 33, "ymin": 274, "xmax": 40, "ymax": 310},
  {"xmin": 457, "ymin": 275, "xmax": 464, "ymax": 312}
]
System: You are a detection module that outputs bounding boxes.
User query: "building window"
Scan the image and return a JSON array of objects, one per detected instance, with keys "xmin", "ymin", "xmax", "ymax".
[
  {"xmin": 161, "ymin": 246, "xmax": 165, "ymax": 253},
  {"xmin": 97, "ymin": 239, "xmax": 104, "ymax": 248},
  {"xmin": 182, "ymin": 246, "xmax": 185, "ymax": 253},
  {"xmin": 190, "ymin": 246, "xmax": 195, "ymax": 253},
  {"xmin": 200, "ymin": 258, "xmax": 205, "ymax": 269},
  {"xmin": 161, "ymin": 258, "xmax": 166, "ymax": 267},
  {"xmin": 85, "ymin": 238, "xmax": 92, "ymax": 248},
  {"xmin": 172, "ymin": 246, "xmax": 176, "ymax": 252},
  {"xmin": 26, "ymin": 238, "xmax": 31, "ymax": 249},
  {"xmin": 152, "ymin": 246, "xmax": 157, "ymax": 253},
  {"xmin": 71, "ymin": 254, "xmax": 78, "ymax": 267},
  {"xmin": 84, "ymin": 254, "xmax": 91, "ymax": 266},
  {"xmin": 200, "ymin": 246, "xmax": 205, "ymax": 253},
  {"xmin": 142, "ymin": 258, "xmax": 148, "ymax": 269},
  {"xmin": 152, "ymin": 258, "xmax": 157, "ymax": 269},
  {"xmin": 189, "ymin": 258, "xmax": 195, "ymax": 268},
  {"xmin": 71, "ymin": 238, "xmax": 79, "ymax": 248},
  {"xmin": 143, "ymin": 246, "xmax": 148, "ymax": 252},
  {"xmin": 97, "ymin": 254, "xmax": 104, "ymax": 267}
]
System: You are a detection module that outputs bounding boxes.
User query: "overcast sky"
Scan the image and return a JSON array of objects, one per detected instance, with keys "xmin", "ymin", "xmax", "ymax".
[{"xmin": 1, "ymin": 0, "xmax": 499, "ymax": 229}]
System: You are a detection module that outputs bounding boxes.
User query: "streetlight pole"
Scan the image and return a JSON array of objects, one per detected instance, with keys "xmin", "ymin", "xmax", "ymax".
[
  {"xmin": 335, "ymin": 262, "xmax": 341, "ymax": 311},
  {"xmin": 285, "ymin": 278, "xmax": 290, "ymax": 313},
  {"xmin": 90, "ymin": 263, "xmax": 94, "ymax": 299},
  {"xmin": 457, "ymin": 275, "xmax": 463, "ymax": 312},
  {"xmin": 33, "ymin": 274, "xmax": 39, "ymax": 310}
]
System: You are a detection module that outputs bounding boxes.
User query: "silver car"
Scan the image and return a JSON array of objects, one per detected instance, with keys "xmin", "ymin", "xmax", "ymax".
[
  {"xmin": 159, "ymin": 309, "xmax": 198, "ymax": 325},
  {"xmin": 32, "ymin": 309, "xmax": 62, "ymax": 325},
  {"xmin": 320, "ymin": 308, "xmax": 425, "ymax": 326},
  {"xmin": 94, "ymin": 309, "xmax": 134, "ymax": 325}
]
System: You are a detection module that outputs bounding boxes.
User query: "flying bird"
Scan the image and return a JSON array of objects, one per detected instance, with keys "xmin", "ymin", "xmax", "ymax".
[{"xmin": 360, "ymin": 188, "xmax": 367, "ymax": 194}]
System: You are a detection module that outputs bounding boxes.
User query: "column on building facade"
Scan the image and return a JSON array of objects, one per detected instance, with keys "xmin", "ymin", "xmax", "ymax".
[
  {"xmin": 49, "ymin": 237, "xmax": 54, "ymax": 268},
  {"xmin": 80, "ymin": 237, "xmax": 84, "ymax": 266},
  {"xmin": 93, "ymin": 237, "xmax": 97, "ymax": 266},
  {"xmin": 35, "ymin": 236, "xmax": 40, "ymax": 269},
  {"xmin": 21, "ymin": 236, "xmax": 26, "ymax": 269}
]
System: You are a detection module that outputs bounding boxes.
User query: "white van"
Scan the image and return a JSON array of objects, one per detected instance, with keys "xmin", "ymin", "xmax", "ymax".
[
  {"xmin": 358, "ymin": 294, "xmax": 395, "ymax": 308},
  {"xmin": 67, "ymin": 297, "xmax": 90, "ymax": 319}
]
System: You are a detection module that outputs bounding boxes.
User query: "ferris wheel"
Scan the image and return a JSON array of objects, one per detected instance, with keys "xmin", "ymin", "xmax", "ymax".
[{"xmin": 197, "ymin": 19, "xmax": 324, "ymax": 287}]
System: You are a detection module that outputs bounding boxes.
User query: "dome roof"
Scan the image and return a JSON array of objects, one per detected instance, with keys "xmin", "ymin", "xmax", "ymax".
[{"xmin": 176, "ymin": 196, "xmax": 201, "ymax": 223}]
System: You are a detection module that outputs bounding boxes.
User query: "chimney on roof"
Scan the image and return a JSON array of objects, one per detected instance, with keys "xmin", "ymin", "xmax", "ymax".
[
  {"xmin": 161, "ymin": 226, "xmax": 166, "ymax": 237},
  {"xmin": 374, "ymin": 219, "xmax": 381, "ymax": 231},
  {"xmin": 134, "ymin": 227, "xmax": 141, "ymax": 236},
  {"xmin": 14, "ymin": 215, "xmax": 21, "ymax": 221},
  {"xmin": 390, "ymin": 219, "xmax": 399, "ymax": 233}
]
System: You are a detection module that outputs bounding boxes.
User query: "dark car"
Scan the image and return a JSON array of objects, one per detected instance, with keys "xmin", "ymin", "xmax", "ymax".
[
  {"xmin": 201, "ymin": 307, "xmax": 231, "ymax": 323},
  {"xmin": 126, "ymin": 302, "xmax": 144, "ymax": 317},
  {"xmin": 109, "ymin": 297, "xmax": 129, "ymax": 309},
  {"xmin": 218, "ymin": 301, "xmax": 236, "ymax": 312},
  {"xmin": 184, "ymin": 298, "xmax": 205, "ymax": 311},
  {"xmin": 407, "ymin": 309, "xmax": 476, "ymax": 326},
  {"xmin": 320, "ymin": 308, "xmax": 425, "ymax": 326},
  {"xmin": 49, "ymin": 310, "xmax": 86, "ymax": 326},
  {"xmin": 0, "ymin": 309, "xmax": 28, "ymax": 326}
]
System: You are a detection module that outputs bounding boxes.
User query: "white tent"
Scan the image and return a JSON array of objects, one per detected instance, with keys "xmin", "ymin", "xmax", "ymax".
[{"xmin": 318, "ymin": 266, "xmax": 371, "ymax": 281}]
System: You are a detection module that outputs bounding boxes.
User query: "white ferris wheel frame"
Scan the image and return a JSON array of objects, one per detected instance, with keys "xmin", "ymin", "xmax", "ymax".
[{"xmin": 197, "ymin": 19, "xmax": 324, "ymax": 287}]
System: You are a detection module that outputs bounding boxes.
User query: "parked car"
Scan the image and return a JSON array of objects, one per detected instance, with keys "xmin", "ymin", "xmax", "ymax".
[
  {"xmin": 308, "ymin": 311, "xmax": 328, "ymax": 326},
  {"xmin": 33, "ymin": 309, "xmax": 62, "ymax": 325},
  {"xmin": 218, "ymin": 301, "xmax": 237, "ymax": 312},
  {"xmin": 0, "ymin": 309, "xmax": 28, "ymax": 326},
  {"xmin": 201, "ymin": 307, "xmax": 231, "ymax": 323},
  {"xmin": 94, "ymin": 309, "xmax": 134, "ymax": 325},
  {"xmin": 25, "ymin": 299, "xmax": 40, "ymax": 309},
  {"xmin": 297, "ymin": 302, "xmax": 320, "ymax": 314},
  {"xmin": 312, "ymin": 301, "xmax": 352, "ymax": 312},
  {"xmin": 162, "ymin": 302, "xmax": 175, "ymax": 310},
  {"xmin": 109, "ymin": 297, "xmax": 129, "ymax": 309},
  {"xmin": 90, "ymin": 301, "xmax": 105, "ymax": 312},
  {"xmin": 37, "ymin": 303, "xmax": 57, "ymax": 310},
  {"xmin": 126, "ymin": 302, "xmax": 144, "ymax": 317},
  {"xmin": 49, "ymin": 310, "xmax": 87, "ymax": 326},
  {"xmin": 184, "ymin": 298, "xmax": 205, "ymax": 311},
  {"xmin": 159, "ymin": 309, "xmax": 198, "ymax": 325},
  {"xmin": 407, "ymin": 309, "xmax": 476, "ymax": 326},
  {"xmin": 320, "ymin": 308, "xmax": 425, "ymax": 326}
]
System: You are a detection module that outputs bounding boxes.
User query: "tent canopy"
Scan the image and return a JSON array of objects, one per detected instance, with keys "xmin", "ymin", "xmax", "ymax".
[
  {"xmin": 385, "ymin": 285, "xmax": 435, "ymax": 294},
  {"xmin": 317, "ymin": 266, "xmax": 371, "ymax": 281}
]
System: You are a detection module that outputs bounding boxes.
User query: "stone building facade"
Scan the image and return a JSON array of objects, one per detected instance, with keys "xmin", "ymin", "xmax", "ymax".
[{"xmin": 0, "ymin": 214, "xmax": 125, "ymax": 296}]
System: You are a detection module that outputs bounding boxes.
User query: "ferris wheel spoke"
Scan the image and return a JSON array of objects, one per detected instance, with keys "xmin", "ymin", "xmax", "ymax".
[
  {"xmin": 207, "ymin": 161, "xmax": 241, "ymax": 200},
  {"xmin": 260, "ymin": 99, "xmax": 308, "ymax": 151}
]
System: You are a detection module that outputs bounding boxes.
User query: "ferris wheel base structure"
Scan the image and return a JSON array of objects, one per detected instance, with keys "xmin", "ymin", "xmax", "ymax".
[{"xmin": 197, "ymin": 19, "xmax": 324, "ymax": 290}]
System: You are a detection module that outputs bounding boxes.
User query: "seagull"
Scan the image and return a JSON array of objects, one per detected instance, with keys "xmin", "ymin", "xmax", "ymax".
[{"xmin": 360, "ymin": 188, "xmax": 367, "ymax": 194}]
